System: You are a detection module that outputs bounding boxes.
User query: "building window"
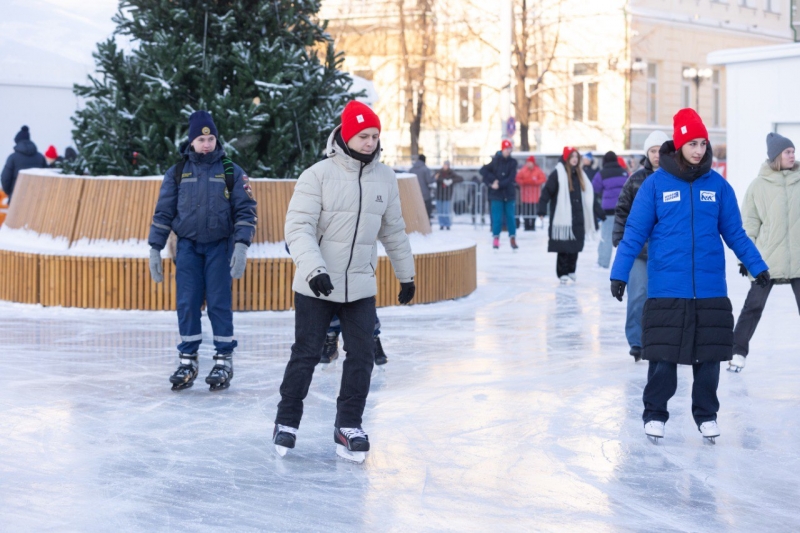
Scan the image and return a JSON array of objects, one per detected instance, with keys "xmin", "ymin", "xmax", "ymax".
[
  {"xmin": 573, "ymin": 83, "xmax": 584, "ymax": 121},
  {"xmin": 681, "ymin": 69, "xmax": 692, "ymax": 109},
  {"xmin": 587, "ymin": 82, "xmax": 598, "ymax": 122},
  {"xmin": 712, "ymin": 69, "xmax": 721, "ymax": 127},
  {"xmin": 647, "ymin": 63, "xmax": 658, "ymax": 124},
  {"xmin": 572, "ymin": 62, "xmax": 597, "ymax": 122},
  {"xmin": 765, "ymin": 0, "xmax": 779, "ymax": 12},
  {"xmin": 458, "ymin": 67, "xmax": 482, "ymax": 124}
]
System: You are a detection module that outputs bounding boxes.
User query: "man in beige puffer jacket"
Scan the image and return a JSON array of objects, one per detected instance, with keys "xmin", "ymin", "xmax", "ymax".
[
  {"xmin": 273, "ymin": 101, "xmax": 415, "ymax": 461},
  {"xmin": 731, "ymin": 132, "xmax": 800, "ymax": 372}
]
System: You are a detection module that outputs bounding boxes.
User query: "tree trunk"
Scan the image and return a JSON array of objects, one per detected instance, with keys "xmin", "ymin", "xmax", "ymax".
[{"xmin": 520, "ymin": 122, "xmax": 530, "ymax": 152}]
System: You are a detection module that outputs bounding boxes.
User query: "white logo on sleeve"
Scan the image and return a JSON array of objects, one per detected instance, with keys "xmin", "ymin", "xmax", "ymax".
[
  {"xmin": 356, "ymin": 114, "xmax": 365, "ymax": 123},
  {"xmin": 663, "ymin": 191, "xmax": 681, "ymax": 203},
  {"xmin": 700, "ymin": 190, "xmax": 716, "ymax": 202}
]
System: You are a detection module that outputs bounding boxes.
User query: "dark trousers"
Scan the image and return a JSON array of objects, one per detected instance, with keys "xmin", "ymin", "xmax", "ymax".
[
  {"xmin": 521, "ymin": 202, "xmax": 537, "ymax": 231},
  {"xmin": 733, "ymin": 279, "xmax": 800, "ymax": 356},
  {"xmin": 643, "ymin": 361, "xmax": 720, "ymax": 426},
  {"xmin": 276, "ymin": 292, "xmax": 376, "ymax": 429},
  {"xmin": 176, "ymin": 237, "xmax": 236, "ymax": 355},
  {"xmin": 556, "ymin": 252, "xmax": 579, "ymax": 278},
  {"xmin": 424, "ymin": 198, "xmax": 433, "ymax": 219}
]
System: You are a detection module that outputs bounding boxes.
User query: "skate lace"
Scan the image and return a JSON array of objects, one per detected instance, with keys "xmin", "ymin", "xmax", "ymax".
[
  {"xmin": 276, "ymin": 424, "xmax": 297, "ymax": 435},
  {"xmin": 339, "ymin": 427, "xmax": 367, "ymax": 440}
]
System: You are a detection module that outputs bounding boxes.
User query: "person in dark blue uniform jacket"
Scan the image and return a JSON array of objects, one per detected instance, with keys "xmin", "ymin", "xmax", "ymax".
[
  {"xmin": 610, "ymin": 108, "xmax": 770, "ymax": 443},
  {"xmin": 148, "ymin": 111, "xmax": 257, "ymax": 392}
]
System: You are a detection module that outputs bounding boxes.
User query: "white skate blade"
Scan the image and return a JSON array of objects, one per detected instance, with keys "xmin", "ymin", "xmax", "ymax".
[
  {"xmin": 727, "ymin": 365, "xmax": 743, "ymax": 373},
  {"xmin": 336, "ymin": 444, "xmax": 366, "ymax": 464},
  {"xmin": 703, "ymin": 436, "xmax": 716, "ymax": 445},
  {"xmin": 647, "ymin": 435, "xmax": 662, "ymax": 445},
  {"xmin": 274, "ymin": 444, "xmax": 289, "ymax": 457}
]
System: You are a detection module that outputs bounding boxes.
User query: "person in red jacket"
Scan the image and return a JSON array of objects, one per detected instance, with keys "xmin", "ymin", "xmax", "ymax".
[{"xmin": 515, "ymin": 155, "xmax": 547, "ymax": 231}]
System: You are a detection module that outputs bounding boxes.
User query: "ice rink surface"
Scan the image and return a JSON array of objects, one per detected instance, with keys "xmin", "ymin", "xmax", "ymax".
[{"xmin": 1, "ymin": 224, "xmax": 799, "ymax": 532}]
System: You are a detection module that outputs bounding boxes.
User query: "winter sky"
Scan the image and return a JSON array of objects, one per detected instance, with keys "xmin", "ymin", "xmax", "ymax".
[{"xmin": 2, "ymin": 0, "xmax": 119, "ymax": 67}]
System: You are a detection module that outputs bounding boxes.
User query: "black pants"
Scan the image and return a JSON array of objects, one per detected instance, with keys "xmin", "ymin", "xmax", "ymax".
[
  {"xmin": 424, "ymin": 198, "xmax": 433, "ymax": 219},
  {"xmin": 642, "ymin": 361, "xmax": 719, "ymax": 426},
  {"xmin": 276, "ymin": 293, "xmax": 376, "ymax": 429},
  {"xmin": 521, "ymin": 203, "xmax": 537, "ymax": 231},
  {"xmin": 733, "ymin": 279, "xmax": 800, "ymax": 356},
  {"xmin": 556, "ymin": 252, "xmax": 578, "ymax": 278}
]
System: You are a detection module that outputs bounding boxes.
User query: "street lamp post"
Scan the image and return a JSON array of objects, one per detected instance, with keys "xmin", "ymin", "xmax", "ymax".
[{"xmin": 682, "ymin": 67, "xmax": 713, "ymax": 112}]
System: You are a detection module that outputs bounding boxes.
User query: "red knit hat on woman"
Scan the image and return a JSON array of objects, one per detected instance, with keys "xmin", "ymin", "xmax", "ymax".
[
  {"xmin": 45, "ymin": 145, "xmax": 58, "ymax": 159},
  {"xmin": 562, "ymin": 146, "xmax": 578, "ymax": 162},
  {"xmin": 341, "ymin": 101, "xmax": 381, "ymax": 143},
  {"xmin": 672, "ymin": 108, "xmax": 708, "ymax": 150}
]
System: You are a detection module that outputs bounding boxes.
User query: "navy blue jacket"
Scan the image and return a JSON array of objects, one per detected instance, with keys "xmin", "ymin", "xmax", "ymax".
[
  {"xmin": 148, "ymin": 147, "xmax": 257, "ymax": 250},
  {"xmin": 480, "ymin": 152, "xmax": 518, "ymax": 201},
  {"xmin": 1, "ymin": 141, "xmax": 47, "ymax": 200},
  {"xmin": 611, "ymin": 143, "xmax": 767, "ymax": 298}
]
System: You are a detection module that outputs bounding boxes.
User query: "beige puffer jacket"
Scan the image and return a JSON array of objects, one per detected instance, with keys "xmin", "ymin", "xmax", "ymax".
[
  {"xmin": 285, "ymin": 126, "xmax": 415, "ymax": 302},
  {"xmin": 742, "ymin": 161, "xmax": 800, "ymax": 280}
]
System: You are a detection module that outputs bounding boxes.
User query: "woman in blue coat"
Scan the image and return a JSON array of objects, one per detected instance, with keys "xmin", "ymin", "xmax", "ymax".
[{"xmin": 610, "ymin": 108, "xmax": 770, "ymax": 443}]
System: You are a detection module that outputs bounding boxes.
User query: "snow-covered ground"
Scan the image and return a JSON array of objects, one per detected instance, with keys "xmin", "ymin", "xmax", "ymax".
[{"xmin": 1, "ymin": 222, "xmax": 798, "ymax": 531}]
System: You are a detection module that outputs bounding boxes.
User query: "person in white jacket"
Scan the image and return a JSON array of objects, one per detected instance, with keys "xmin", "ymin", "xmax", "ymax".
[
  {"xmin": 730, "ymin": 132, "xmax": 800, "ymax": 372},
  {"xmin": 273, "ymin": 101, "xmax": 416, "ymax": 462}
]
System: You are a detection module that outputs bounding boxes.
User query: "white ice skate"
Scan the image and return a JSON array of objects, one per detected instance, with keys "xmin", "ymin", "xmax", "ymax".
[
  {"xmin": 699, "ymin": 421, "xmax": 720, "ymax": 444},
  {"xmin": 273, "ymin": 424, "xmax": 297, "ymax": 457},
  {"xmin": 559, "ymin": 275, "xmax": 569, "ymax": 285},
  {"xmin": 644, "ymin": 421, "xmax": 665, "ymax": 443},
  {"xmin": 334, "ymin": 427, "xmax": 370, "ymax": 464},
  {"xmin": 727, "ymin": 354, "xmax": 746, "ymax": 373},
  {"xmin": 568, "ymin": 273, "xmax": 577, "ymax": 282}
]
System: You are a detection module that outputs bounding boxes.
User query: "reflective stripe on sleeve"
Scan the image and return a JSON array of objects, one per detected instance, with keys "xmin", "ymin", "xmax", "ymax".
[
  {"xmin": 235, "ymin": 221, "xmax": 256, "ymax": 227},
  {"xmin": 152, "ymin": 223, "xmax": 171, "ymax": 231}
]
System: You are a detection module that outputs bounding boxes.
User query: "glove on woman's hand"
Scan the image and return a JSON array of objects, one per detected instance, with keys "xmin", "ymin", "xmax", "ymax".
[
  {"xmin": 610, "ymin": 279, "xmax": 626, "ymax": 302},
  {"xmin": 398, "ymin": 281, "xmax": 416, "ymax": 304},
  {"xmin": 309, "ymin": 273, "xmax": 334, "ymax": 297},
  {"xmin": 149, "ymin": 248, "xmax": 163, "ymax": 283},
  {"xmin": 229, "ymin": 243, "xmax": 248, "ymax": 279},
  {"xmin": 754, "ymin": 270, "xmax": 771, "ymax": 288},
  {"xmin": 738, "ymin": 263, "xmax": 748, "ymax": 277}
]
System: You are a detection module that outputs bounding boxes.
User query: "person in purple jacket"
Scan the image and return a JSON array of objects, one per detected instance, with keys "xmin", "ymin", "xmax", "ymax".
[{"xmin": 593, "ymin": 151, "xmax": 629, "ymax": 268}]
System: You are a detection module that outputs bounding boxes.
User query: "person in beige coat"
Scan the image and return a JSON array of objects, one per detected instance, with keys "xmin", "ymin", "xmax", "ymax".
[
  {"xmin": 730, "ymin": 132, "xmax": 800, "ymax": 372},
  {"xmin": 273, "ymin": 101, "xmax": 416, "ymax": 462}
]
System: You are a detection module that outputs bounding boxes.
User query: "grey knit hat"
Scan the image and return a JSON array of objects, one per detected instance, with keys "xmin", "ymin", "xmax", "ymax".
[{"xmin": 767, "ymin": 132, "xmax": 794, "ymax": 161}]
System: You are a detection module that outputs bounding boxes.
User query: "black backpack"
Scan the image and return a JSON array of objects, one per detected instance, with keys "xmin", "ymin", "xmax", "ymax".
[{"xmin": 173, "ymin": 156, "xmax": 235, "ymax": 192}]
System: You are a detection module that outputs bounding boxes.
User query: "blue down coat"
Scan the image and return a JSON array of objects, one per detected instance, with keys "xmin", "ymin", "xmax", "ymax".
[
  {"xmin": 611, "ymin": 143, "xmax": 767, "ymax": 299},
  {"xmin": 148, "ymin": 147, "xmax": 257, "ymax": 250}
]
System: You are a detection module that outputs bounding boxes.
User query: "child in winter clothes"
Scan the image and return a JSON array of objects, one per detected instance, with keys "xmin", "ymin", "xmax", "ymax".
[
  {"xmin": 612, "ymin": 130, "xmax": 670, "ymax": 361},
  {"xmin": 273, "ymin": 101, "xmax": 415, "ymax": 462},
  {"xmin": 610, "ymin": 108, "xmax": 769, "ymax": 443},
  {"xmin": 516, "ymin": 155, "xmax": 546, "ymax": 231},
  {"xmin": 148, "ymin": 111, "xmax": 257, "ymax": 392},
  {"xmin": 538, "ymin": 147, "xmax": 599, "ymax": 283},
  {"xmin": 592, "ymin": 151, "xmax": 629, "ymax": 268},
  {"xmin": 729, "ymin": 133, "xmax": 800, "ymax": 372}
]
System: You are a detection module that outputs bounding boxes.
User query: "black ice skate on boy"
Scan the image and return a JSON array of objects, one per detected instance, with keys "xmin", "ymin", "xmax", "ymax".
[
  {"xmin": 170, "ymin": 353, "xmax": 199, "ymax": 391},
  {"xmin": 334, "ymin": 427, "xmax": 370, "ymax": 463}
]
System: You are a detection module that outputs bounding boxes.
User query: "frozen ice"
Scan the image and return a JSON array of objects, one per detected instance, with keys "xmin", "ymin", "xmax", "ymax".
[{"xmin": 1, "ymin": 224, "xmax": 799, "ymax": 531}]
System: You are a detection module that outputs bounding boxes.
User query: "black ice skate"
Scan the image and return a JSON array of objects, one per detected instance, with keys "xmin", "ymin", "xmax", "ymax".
[
  {"xmin": 169, "ymin": 353, "xmax": 198, "ymax": 391},
  {"xmin": 374, "ymin": 335, "xmax": 388, "ymax": 366},
  {"xmin": 205, "ymin": 354, "xmax": 233, "ymax": 391},
  {"xmin": 273, "ymin": 424, "xmax": 297, "ymax": 457},
  {"xmin": 320, "ymin": 331, "xmax": 339, "ymax": 364},
  {"xmin": 334, "ymin": 427, "xmax": 370, "ymax": 463}
]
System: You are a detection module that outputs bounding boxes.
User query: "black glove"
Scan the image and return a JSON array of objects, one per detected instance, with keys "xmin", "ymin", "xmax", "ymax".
[
  {"xmin": 398, "ymin": 281, "xmax": 416, "ymax": 305},
  {"xmin": 610, "ymin": 279, "xmax": 627, "ymax": 302},
  {"xmin": 738, "ymin": 263, "xmax": 748, "ymax": 277},
  {"xmin": 754, "ymin": 270, "xmax": 771, "ymax": 288},
  {"xmin": 309, "ymin": 273, "xmax": 334, "ymax": 297}
]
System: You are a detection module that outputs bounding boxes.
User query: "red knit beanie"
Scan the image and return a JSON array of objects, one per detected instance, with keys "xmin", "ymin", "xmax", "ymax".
[
  {"xmin": 45, "ymin": 145, "xmax": 58, "ymax": 159},
  {"xmin": 672, "ymin": 108, "xmax": 708, "ymax": 150},
  {"xmin": 341, "ymin": 101, "xmax": 381, "ymax": 143},
  {"xmin": 562, "ymin": 146, "xmax": 577, "ymax": 162},
  {"xmin": 526, "ymin": 155, "xmax": 536, "ymax": 164},
  {"xmin": 501, "ymin": 139, "xmax": 512, "ymax": 150},
  {"xmin": 617, "ymin": 156, "xmax": 627, "ymax": 170}
]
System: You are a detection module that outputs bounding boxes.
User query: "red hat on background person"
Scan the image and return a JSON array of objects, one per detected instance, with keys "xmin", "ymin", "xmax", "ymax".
[
  {"xmin": 341, "ymin": 101, "xmax": 381, "ymax": 143},
  {"xmin": 501, "ymin": 139, "xmax": 512, "ymax": 150},
  {"xmin": 526, "ymin": 155, "xmax": 536, "ymax": 164},
  {"xmin": 44, "ymin": 145, "xmax": 58, "ymax": 159},
  {"xmin": 562, "ymin": 146, "xmax": 578, "ymax": 162},
  {"xmin": 617, "ymin": 156, "xmax": 627, "ymax": 170},
  {"xmin": 672, "ymin": 108, "xmax": 708, "ymax": 150}
]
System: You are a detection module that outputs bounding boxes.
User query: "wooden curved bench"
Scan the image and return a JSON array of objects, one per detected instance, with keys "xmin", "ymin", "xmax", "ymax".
[{"xmin": 0, "ymin": 170, "xmax": 474, "ymax": 310}]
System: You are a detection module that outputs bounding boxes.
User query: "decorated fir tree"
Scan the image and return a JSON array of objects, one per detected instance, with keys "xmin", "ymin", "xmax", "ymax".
[{"xmin": 67, "ymin": 0, "xmax": 354, "ymax": 178}]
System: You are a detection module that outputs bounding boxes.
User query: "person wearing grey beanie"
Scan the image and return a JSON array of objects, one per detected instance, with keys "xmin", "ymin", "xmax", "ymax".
[
  {"xmin": 729, "ymin": 132, "xmax": 800, "ymax": 372},
  {"xmin": 766, "ymin": 132, "xmax": 795, "ymax": 164}
]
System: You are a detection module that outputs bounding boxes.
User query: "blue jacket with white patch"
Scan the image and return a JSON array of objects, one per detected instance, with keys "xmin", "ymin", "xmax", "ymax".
[
  {"xmin": 148, "ymin": 147, "xmax": 257, "ymax": 250},
  {"xmin": 611, "ymin": 143, "xmax": 767, "ymax": 299}
]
